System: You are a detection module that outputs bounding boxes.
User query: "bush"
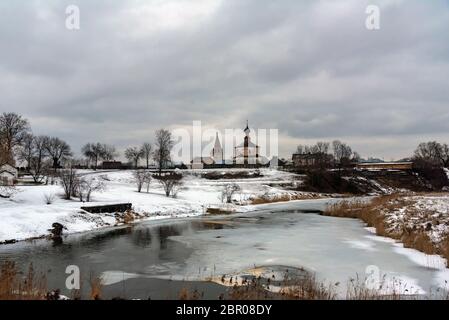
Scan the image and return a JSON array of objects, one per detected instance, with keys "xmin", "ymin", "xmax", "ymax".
[
  {"xmin": 220, "ymin": 183, "xmax": 240, "ymax": 203},
  {"xmin": 43, "ymin": 193, "xmax": 56, "ymax": 205},
  {"xmin": 154, "ymin": 173, "xmax": 183, "ymax": 197}
]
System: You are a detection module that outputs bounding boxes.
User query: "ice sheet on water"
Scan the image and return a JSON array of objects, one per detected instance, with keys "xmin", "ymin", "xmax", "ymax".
[{"xmin": 160, "ymin": 211, "xmax": 445, "ymax": 296}]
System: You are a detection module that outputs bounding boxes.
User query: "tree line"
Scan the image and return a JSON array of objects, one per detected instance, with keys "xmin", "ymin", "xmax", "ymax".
[
  {"xmin": 294, "ymin": 140, "xmax": 360, "ymax": 170},
  {"xmin": 0, "ymin": 112, "xmax": 175, "ymax": 182},
  {"xmin": 413, "ymin": 141, "xmax": 449, "ymax": 169},
  {"xmin": 294, "ymin": 140, "xmax": 449, "ymax": 170}
]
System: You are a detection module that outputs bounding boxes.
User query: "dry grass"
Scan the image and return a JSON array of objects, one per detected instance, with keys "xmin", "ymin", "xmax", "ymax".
[
  {"xmin": 179, "ymin": 272, "xmax": 337, "ymax": 300},
  {"xmin": 323, "ymin": 194, "xmax": 449, "ymax": 264},
  {"xmin": 322, "ymin": 196, "xmax": 397, "ymax": 238},
  {"xmin": 441, "ymin": 237, "xmax": 449, "ymax": 267},
  {"xmin": 177, "ymin": 271, "xmax": 439, "ymax": 300},
  {"xmin": 345, "ymin": 275, "xmax": 417, "ymax": 300},
  {"xmin": 251, "ymin": 193, "xmax": 321, "ymax": 205},
  {"xmin": 0, "ymin": 261, "xmax": 105, "ymax": 300},
  {"xmin": 206, "ymin": 208, "xmax": 235, "ymax": 215},
  {"xmin": 277, "ymin": 273, "xmax": 337, "ymax": 300},
  {"xmin": 1, "ymin": 260, "xmax": 448, "ymax": 300},
  {"xmin": 0, "ymin": 261, "xmax": 47, "ymax": 300},
  {"xmin": 402, "ymin": 231, "xmax": 436, "ymax": 255},
  {"xmin": 178, "ymin": 288, "xmax": 203, "ymax": 300},
  {"xmin": 89, "ymin": 275, "xmax": 103, "ymax": 300}
]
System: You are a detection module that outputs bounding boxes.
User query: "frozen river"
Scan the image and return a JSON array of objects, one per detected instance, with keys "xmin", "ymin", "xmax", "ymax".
[{"xmin": 1, "ymin": 200, "xmax": 448, "ymax": 299}]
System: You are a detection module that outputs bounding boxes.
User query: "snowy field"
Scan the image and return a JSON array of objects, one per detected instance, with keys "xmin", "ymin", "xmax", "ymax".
[{"xmin": 0, "ymin": 169, "xmax": 305, "ymax": 243}]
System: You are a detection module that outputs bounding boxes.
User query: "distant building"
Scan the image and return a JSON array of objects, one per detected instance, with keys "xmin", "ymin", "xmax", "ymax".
[
  {"xmin": 189, "ymin": 121, "xmax": 269, "ymax": 169},
  {"xmin": 292, "ymin": 153, "xmax": 333, "ymax": 169},
  {"xmin": 190, "ymin": 132, "xmax": 224, "ymax": 169},
  {"xmin": 356, "ymin": 161, "xmax": 413, "ymax": 171},
  {"xmin": 233, "ymin": 121, "xmax": 260, "ymax": 166},
  {"xmin": 292, "ymin": 153, "xmax": 319, "ymax": 168},
  {"xmin": 101, "ymin": 161, "xmax": 123, "ymax": 170},
  {"xmin": 190, "ymin": 156, "xmax": 215, "ymax": 169},
  {"xmin": 0, "ymin": 163, "xmax": 18, "ymax": 186},
  {"xmin": 211, "ymin": 132, "xmax": 224, "ymax": 165}
]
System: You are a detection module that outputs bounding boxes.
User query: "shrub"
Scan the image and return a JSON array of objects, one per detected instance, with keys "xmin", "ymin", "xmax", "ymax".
[
  {"xmin": 154, "ymin": 173, "xmax": 183, "ymax": 197},
  {"xmin": 43, "ymin": 193, "xmax": 56, "ymax": 205}
]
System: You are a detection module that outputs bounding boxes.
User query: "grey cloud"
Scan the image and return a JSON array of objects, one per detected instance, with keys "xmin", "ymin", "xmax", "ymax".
[{"xmin": 1, "ymin": 0, "xmax": 449, "ymax": 160}]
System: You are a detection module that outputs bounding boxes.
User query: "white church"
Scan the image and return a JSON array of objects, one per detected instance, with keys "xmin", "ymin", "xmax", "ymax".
[{"xmin": 190, "ymin": 121, "xmax": 269, "ymax": 169}]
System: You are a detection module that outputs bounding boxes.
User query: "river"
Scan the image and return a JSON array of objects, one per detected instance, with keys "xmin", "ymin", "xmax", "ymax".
[{"xmin": 0, "ymin": 200, "xmax": 447, "ymax": 299}]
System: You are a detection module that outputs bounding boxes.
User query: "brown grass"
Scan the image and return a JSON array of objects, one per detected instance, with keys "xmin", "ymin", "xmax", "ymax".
[
  {"xmin": 178, "ymin": 271, "xmax": 435, "ymax": 300},
  {"xmin": 277, "ymin": 273, "xmax": 336, "ymax": 300},
  {"xmin": 178, "ymin": 288, "xmax": 203, "ymax": 300},
  {"xmin": 345, "ymin": 275, "xmax": 417, "ymax": 300},
  {"xmin": 206, "ymin": 208, "xmax": 235, "ymax": 215},
  {"xmin": 1, "ymin": 259, "xmax": 448, "ymax": 300},
  {"xmin": 251, "ymin": 193, "xmax": 321, "ymax": 205},
  {"xmin": 0, "ymin": 261, "xmax": 47, "ymax": 300},
  {"xmin": 402, "ymin": 231, "xmax": 436, "ymax": 255},
  {"xmin": 441, "ymin": 237, "xmax": 449, "ymax": 267},
  {"xmin": 89, "ymin": 275, "xmax": 103, "ymax": 300},
  {"xmin": 322, "ymin": 194, "xmax": 449, "ymax": 264}
]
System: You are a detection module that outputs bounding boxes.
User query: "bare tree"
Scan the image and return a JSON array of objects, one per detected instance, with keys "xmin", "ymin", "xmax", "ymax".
[
  {"xmin": 125, "ymin": 147, "xmax": 143, "ymax": 169},
  {"xmin": 295, "ymin": 142, "xmax": 332, "ymax": 169},
  {"xmin": 295, "ymin": 145, "xmax": 305, "ymax": 155},
  {"xmin": 43, "ymin": 136, "xmax": 73, "ymax": 171},
  {"xmin": 315, "ymin": 141, "xmax": 330, "ymax": 154},
  {"xmin": 332, "ymin": 140, "xmax": 353, "ymax": 169},
  {"xmin": 414, "ymin": 141, "xmax": 449, "ymax": 168},
  {"xmin": 18, "ymin": 133, "xmax": 34, "ymax": 170},
  {"xmin": 59, "ymin": 167, "xmax": 78, "ymax": 200},
  {"xmin": 141, "ymin": 143, "xmax": 153, "ymax": 169},
  {"xmin": 29, "ymin": 136, "xmax": 50, "ymax": 183},
  {"xmin": 153, "ymin": 129, "xmax": 174, "ymax": 175},
  {"xmin": 0, "ymin": 112, "xmax": 30, "ymax": 164},
  {"xmin": 132, "ymin": 169, "xmax": 152, "ymax": 193},
  {"xmin": 440, "ymin": 144, "xmax": 449, "ymax": 168},
  {"xmin": 351, "ymin": 151, "xmax": 361, "ymax": 163},
  {"xmin": 103, "ymin": 144, "xmax": 118, "ymax": 161},
  {"xmin": 82, "ymin": 143, "xmax": 98, "ymax": 169},
  {"xmin": 77, "ymin": 175, "xmax": 106, "ymax": 202},
  {"xmin": 220, "ymin": 183, "xmax": 241, "ymax": 203},
  {"xmin": 82, "ymin": 143, "xmax": 117, "ymax": 170},
  {"xmin": 155, "ymin": 173, "xmax": 183, "ymax": 197}
]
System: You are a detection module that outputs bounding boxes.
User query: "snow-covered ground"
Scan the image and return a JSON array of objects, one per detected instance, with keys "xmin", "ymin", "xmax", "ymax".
[
  {"xmin": 0, "ymin": 169, "xmax": 305, "ymax": 243},
  {"xmin": 383, "ymin": 194, "xmax": 449, "ymax": 244}
]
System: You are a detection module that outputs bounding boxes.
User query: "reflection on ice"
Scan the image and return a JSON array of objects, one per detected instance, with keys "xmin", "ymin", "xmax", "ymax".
[{"xmin": 164, "ymin": 211, "xmax": 447, "ymax": 296}]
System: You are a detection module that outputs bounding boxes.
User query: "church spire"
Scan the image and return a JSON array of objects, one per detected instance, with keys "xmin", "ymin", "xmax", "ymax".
[
  {"xmin": 212, "ymin": 132, "xmax": 223, "ymax": 164},
  {"xmin": 244, "ymin": 120, "xmax": 250, "ymax": 135}
]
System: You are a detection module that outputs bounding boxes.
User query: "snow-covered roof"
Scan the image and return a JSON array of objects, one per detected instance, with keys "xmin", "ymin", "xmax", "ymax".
[{"xmin": 0, "ymin": 163, "xmax": 17, "ymax": 176}]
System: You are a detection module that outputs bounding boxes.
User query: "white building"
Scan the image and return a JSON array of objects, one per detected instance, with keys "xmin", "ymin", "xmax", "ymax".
[
  {"xmin": 190, "ymin": 133, "xmax": 224, "ymax": 169},
  {"xmin": 211, "ymin": 132, "xmax": 223, "ymax": 165},
  {"xmin": 0, "ymin": 163, "xmax": 18, "ymax": 186},
  {"xmin": 233, "ymin": 121, "xmax": 260, "ymax": 165}
]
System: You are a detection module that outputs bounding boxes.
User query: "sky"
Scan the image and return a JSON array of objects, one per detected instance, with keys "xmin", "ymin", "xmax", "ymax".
[{"xmin": 1, "ymin": 0, "xmax": 449, "ymax": 162}]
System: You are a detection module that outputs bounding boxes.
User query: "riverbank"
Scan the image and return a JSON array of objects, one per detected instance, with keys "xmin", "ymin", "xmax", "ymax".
[
  {"xmin": 0, "ymin": 169, "xmax": 318, "ymax": 244},
  {"xmin": 322, "ymin": 193, "xmax": 449, "ymax": 267},
  {"xmin": 2, "ymin": 212, "xmax": 449, "ymax": 300}
]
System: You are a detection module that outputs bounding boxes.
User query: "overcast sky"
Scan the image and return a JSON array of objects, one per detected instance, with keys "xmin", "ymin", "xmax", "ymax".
[{"xmin": 1, "ymin": 0, "xmax": 449, "ymax": 161}]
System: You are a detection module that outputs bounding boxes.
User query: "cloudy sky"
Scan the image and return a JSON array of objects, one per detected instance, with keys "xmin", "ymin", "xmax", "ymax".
[{"xmin": 1, "ymin": 0, "xmax": 449, "ymax": 161}]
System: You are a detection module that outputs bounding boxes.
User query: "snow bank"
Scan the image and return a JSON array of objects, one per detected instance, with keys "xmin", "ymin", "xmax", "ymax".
[{"xmin": 0, "ymin": 169, "xmax": 303, "ymax": 242}]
